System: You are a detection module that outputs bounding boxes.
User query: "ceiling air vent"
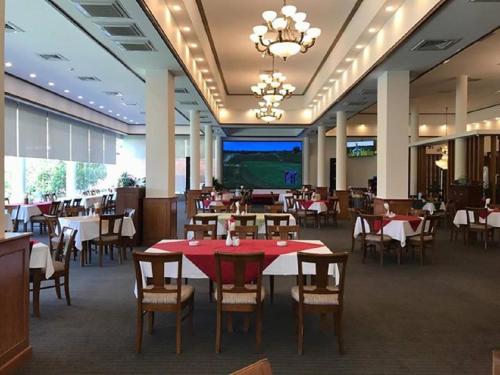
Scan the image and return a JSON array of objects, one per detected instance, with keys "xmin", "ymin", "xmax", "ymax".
[
  {"xmin": 201, "ymin": 120, "xmax": 212, "ymax": 124},
  {"xmin": 98, "ymin": 23, "xmax": 144, "ymax": 37},
  {"xmin": 116, "ymin": 40, "xmax": 156, "ymax": 52},
  {"xmin": 103, "ymin": 91, "xmax": 123, "ymax": 96},
  {"xmin": 38, "ymin": 53, "xmax": 69, "ymax": 61},
  {"xmin": 411, "ymin": 39, "xmax": 461, "ymax": 51},
  {"xmin": 179, "ymin": 101, "xmax": 198, "ymax": 106},
  {"xmin": 78, "ymin": 75, "xmax": 101, "ymax": 82},
  {"xmin": 359, "ymin": 88, "xmax": 376, "ymax": 96},
  {"xmin": 5, "ymin": 22, "xmax": 24, "ymax": 33},
  {"xmin": 346, "ymin": 100, "xmax": 368, "ymax": 106},
  {"xmin": 175, "ymin": 88, "xmax": 189, "ymax": 94},
  {"xmin": 74, "ymin": 1, "xmax": 129, "ymax": 18}
]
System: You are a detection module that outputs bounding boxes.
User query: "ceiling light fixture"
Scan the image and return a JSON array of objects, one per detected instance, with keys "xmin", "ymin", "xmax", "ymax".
[
  {"xmin": 250, "ymin": 1, "xmax": 321, "ymax": 60},
  {"xmin": 89, "ymin": 101, "xmax": 94, "ymax": 105},
  {"xmin": 336, "ymin": 69, "xmax": 344, "ymax": 73},
  {"xmin": 64, "ymin": 89, "xmax": 70, "ymax": 93},
  {"xmin": 29, "ymin": 73, "xmax": 37, "ymax": 78},
  {"xmin": 355, "ymin": 44, "xmax": 364, "ymax": 49},
  {"xmin": 385, "ymin": 5, "xmax": 395, "ymax": 12},
  {"xmin": 5, "ymin": 62, "xmax": 12, "ymax": 67},
  {"xmin": 195, "ymin": 57, "xmax": 204, "ymax": 62},
  {"xmin": 254, "ymin": 101, "xmax": 284, "ymax": 123},
  {"xmin": 182, "ymin": 26, "xmax": 191, "ymax": 32},
  {"xmin": 108, "ymin": 109, "xmax": 113, "ymax": 113},
  {"xmin": 206, "ymin": 78, "xmax": 213, "ymax": 82},
  {"xmin": 345, "ymin": 57, "xmax": 353, "ymax": 62},
  {"xmin": 172, "ymin": 4, "xmax": 182, "ymax": 11},
  {"xmin": 329, "ymin": 78, "xmax": 336, "ymax": 83},
  {"xmin": 99, "ymin": 105, "xmax": 104, "ymax": 109},
  {"xmin": 368, "ymin": 27, "xmax": 377, "ymax": 33},
  {"xmin": 189, "ymin": 43, "xmax": 198, "ymax": 48},
  {"xmin": 48, "ymin": 82, "xmax": 55, "ymax": 86},
  {"xmin": 78, "ymin": 95, "xmax": 83, "ymax": 99},
  {"xmin": 250, "ymin": 56, "xmax": 295, "ymax": 103}
]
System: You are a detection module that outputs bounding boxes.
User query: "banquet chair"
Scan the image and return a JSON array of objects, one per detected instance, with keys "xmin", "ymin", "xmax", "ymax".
[
  {"xmin": 264, "ymin": 204, "xmax": 284, "ymax": 213},
  {"xmin": 232, "ymin": 214, "xmax": 257, "ymax": 227},
  {"xmin": 132, "ymin": 251, "xmax": 194, "ymax": 354},
  {"xmin": 292, "ymin": 251, "xmax": 349, "ymax": 355},
  {"xmin": 100, "ymin": 194, "xmax": 108, "ymax": 209},
  {"xmin": 264, "ymin": 215, "xmax": 291, "ymax": 239},
  {"xmin": 465, "ymin": 207, "xmax": 494, "ymax": 249},
  {"xmin": 90, "ymin": 214, "xmax": 125, "ymax": 267},
  {"xmin": 31, "ymin": 201, "xmax": 60, "ymax": 234},
  {"xmin": 214, "ymin": 251, "xmax": 265, "ymax": 353},
  {"xmin": 445, "ymin": 201, "xmax": 464, "ymax": 241},
  {"xmin": 193, "ymin": 214, "xmax": 219, "ymax": 237},
  {"xmin": 210, "ymin": 205, "xmax": 227, "ymax": 213},
  {"xmin": 284, "ymin": 196, "xmax": 296, "ymax": 215},
  {"xmin": 123, "ymin": 208, "xmax": 136, "ymax": 258},
  {"xmin": 359, "ymin": 214, "xmax": 395, "ymax": 265},
  {"xmin": 44, "ymin": 214, "xmax": 61, "ymax": 252},
  {"xmin": 231, "ymin": 359, "xmax": 273, "ymax": 375},
  {"xmin": 30, "ymin": 227, "xmax": 77, "ymax": 317},
  {"xmin": 407, "ymin": 214, "xmax": 440, "ymax": 265},
  {"xmin": 349, "ymin": 208, "xmax": 364, "ymax": 253},
  {"xmin": 230, "ymin": 225, "xmax": 258, "ymax": 240},
  {"xmin": 5, "ymin": 204, "xmax": 20, "ymax": 232},
  {"xmin": 294, "ymin": 201, "xmax": 318, "ymax": 228},
  {"xmin": 320, "ymin": 198, "xmax": 339, "ymax": 226},
  {"xmin": 61, "ymin": 199, "xmax": 72, "ymax": 215},
  {"xmin": 277, "ymin": 225, "xmax": 300, "ymax": 240},
  {"xmin": 194, "ymin": 198, "xmax": 207, "ymax": 213}
]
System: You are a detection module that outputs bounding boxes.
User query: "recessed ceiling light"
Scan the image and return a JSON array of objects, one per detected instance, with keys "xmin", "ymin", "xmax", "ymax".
[
  {"xmin": 308, "ymin": 104, "xmax": 313, "ymax": 108},
  {"xmin": 200, "ymin": 69, "xmax": 209, "ymax": 73},
  {"xmin": 213, "ymin": 93, "xmax": 219, "ymax": 96},
  {"xmin": 182, "ymin": 26, "xmax": 191, "ymax": 32},
  {"xmin": 172, "ymin": 4, "xmax": 182, "ymax": 11},
  {"xmin": 108, "ymin": 109, "xmax": 113, "ymax": 113},
  {"xmin": 123, "ymin": 116, "xmax": 128, "ymax": 119},
  {"xmin": 443, "ymin": 59, "xmax": 450, "ymax": 64},
  {"xmin": 116, "ymin": 113, "xmax": 121, "ymax": 117},
  {"xmin": 48, "ymin": 82, "xmax": 55, "ymax": 86},
  {"xmin": 189, "ymin": 43, "xmax": 198, "ymax": 48},
  {"xmin": 5, "ymin": 62, "xmax": 12, "ymax": 67},
  {"xmin": 64, "ymin": 89, "xmax": 70, "ymax": 93},
  {"xmin": 345, "ymin": 57, "xmax": 353, "ymax": 62},
  {"xmin": 29, "ymin": 73, "xmax": 37, "ymax": 78},
  {"xmin": 355, "ymin": 44, "xmax": 364, "ymax": 49},
  {"xmin": 78, "ymin": 95, "xmax": 83, "ymax": 99},
  {"xmin": 329, "ymin": 78, "xmax": 336, "ymax": 83},
  {"xmin": 323, "ymin": 86, "xmax": 329, "ymax": 90},
  {"xmin": 336, "ymin": 69, "xmax": 344, "ymax": 73},
  {"xmin": 129, "ymin": 119, "xmax": 134, "ymax": 123},
  {"xmin": 206, "ymin": 78, "xmax": 213, "ymax": 82},
  {"xmin": 209, "ymin": 86, "xmax": 216, "ymax": 90},
  {"xmin": 216, "ymin": 98, "xmax": 221, "ymax": 102},
  {"xmin": 99, "ymin": 105, "xmax": 104, "ymax": 109},
  {"xmin": 196, "ymin": 57, "xmax": 204, "ymax": 62},
  {"xmin": 385, "ymin": 5, "xmax": 395, "ymax": 12},
  {"xmin": 313, "ymin": 99, "xmax": 318, "ymax": 103},
  {"xmin": 368, "ymin": 27, "xmax": 377, "ymax": 33},
  {"xmin": 89, "ymin": 101, "xmax": 94, "ymax": 105}
]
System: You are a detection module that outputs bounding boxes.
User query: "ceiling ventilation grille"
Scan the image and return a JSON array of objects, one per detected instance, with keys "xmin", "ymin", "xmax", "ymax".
[
  {"xmin": 175, "ymin": 88, "xmax": 189, "ymax": 94},
  {"xmin": 200, "ymin": 120, "xmax": 212, "ymax": 124},
  {"xmin": 38, "ymin": 53, "xmax": 69, "ymax": 61},
  {"xmin": 179, "ymin": 101, "xmax": 198, "ymax": 106},
  {"xmin": 359, "ymin": 88, "xmax": 376, "ymax": 96},
  {"xmin": 75, "ymin": 1, "xmax": 129, "ymax": 18},
  {"xmin": 103, "ymin": 91, "xmax": 123, "ymax": 96},
  {"xmin": 346, "ymin": 100, "xmax": 368, "ymax": 106},
  {"xmin": 78, "ymin": 76, "xmax": 101, "ymax": 82},
  {"xmin": 116, "ymin": 40, "xmax": 156, "ymax": 52},
  {"xmin": 5, "ymin": 22, "xmax": 24, "ymax": 33},
  {"xmin": 411, "ymin": 39, "xmax": 461, "ymax": 51},
  {"xmin": 99, "ymin": 23, "xmax": 144, "ymax": 37}
]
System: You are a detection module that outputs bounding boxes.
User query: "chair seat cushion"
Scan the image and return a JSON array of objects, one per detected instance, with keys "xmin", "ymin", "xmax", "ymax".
[
  {"xmin": 214, "ymin": 284, "xmax": 265, "ymax": 304},
  {"xmin": 43, "ymin": 260, "xmax": 65, "ymax": 276},
  {"xmin": 30, "ymin": 215, "xmax": 45, "ymax": 222},
  {"xmin": 409, "ymin": 235, "xmax": 434, "ymax": 243},
  {"xmin": 291, "ymin": 285, "xmax": 339, "ymax": 305},
  {"xmin": 469, "ymin": 223, "xmax": 492, "ymax": 230},
  {"xmin": 365, "ymin": 234, "xmax": 392, "ymax": 242},
  {"xmin": 142, "ymin": 284, "xmax": 194, "ymax": 304},
  {"xmin": 90, "ymin": 235, "xmax": 120, "ymax": 243}
]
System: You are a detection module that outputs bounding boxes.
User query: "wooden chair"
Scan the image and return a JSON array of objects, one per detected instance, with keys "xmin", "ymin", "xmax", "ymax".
[
  {"xmin": 132, "ymin": 251, "xmax": 194, "ymax": 354},
  {"xmin": 123, "ymin": 208, "xmax": 136, "ymax": 257},
  {"xmin": 90, "ymin": 214, "xmax": 125, "ymax": 267},
  {"xmin": 214, "ymin": 251, "xmax": 265, "ymax": 353},
  {"xmin": 210, "ymin": 205, "xmax": 228, "ymax": 213},
  {"xmin": 264, "ymin": 204, "xmax": 284, "ymax": 213},
  {"xmin": 359, "ymin": 214, "xmax": 395, "ymax": 265},
  {"xmin": 231, "ymin": 359, "xmax": 273, "ymax": 375},
  {"xmin": 349, "ymin": 208, "xmax": 363, "ymax": 253},
  {"xmin": 445, "ymin": 201, "xmax": 464, "ymax": 242},
  {"xmin": 44, "ymin": 214, "xmax": 61, "ymax": 252},
  {"xmin": 320, "ymin": 198, "xmax": 339, "ymax": 226},
  {"xmin": 407, "ymin": 208, "xmax": 428, "ymax": 217},
  {"xmin": 264, "ymin": 215, "xmax": 290, "ymax": 239},
  {"xmin": 284, "ymin": 196, "xmax": 296, "ymax": 215},
  {"xmin": 294, "ymin": 200, "xmax": 318, "ymax": 228},
  {"xmin": 5, "ymin": 204, "xmax": 20, "ymax": 232},
  {"xmin": 30, "ymin": 227, "xmax": 77, "ymax": 317},
  {"xmin": 62, "ymin": 199, "xmax": 72, "ymax": 214},
  {"xmin": 230, "ymin": 225, "xmax": 258, "ymax": 240},
  {"xmin": 292, "ymin": 251, "xmax": 349, "ymax": 355},
  {"xmin": 408, "ymin": 214, "xmax": 440, "ymax": 265},
  {"xmin": 232, "ymin": 214, "xmax": 257, "ymax": 227},
  {"xmin": 192, "ymin": 214, "xmax": 218, "ymax": 237},
  {"xmin": 277, "ymin": 225, "xmax": 300, "ymax": 240},
  {"xmin": 30, "ymin": 201, "xmax": 59, "ymax": 234},
  {"xmin": 184, "ymin": 224, "xmax": 217, "ymax": 240},
  {"xmin": 194, "ymin": 198, "xmax": 208, "ymax": 213},
  {"xmin": 465, "ymin": 207, "xmax": 494, "ymax": 249}
]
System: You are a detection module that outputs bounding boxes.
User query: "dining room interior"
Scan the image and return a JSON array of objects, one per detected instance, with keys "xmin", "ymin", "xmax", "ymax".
[{"xmin": 1, "ymin": 0, "xmax": 500, "ymax": 374}]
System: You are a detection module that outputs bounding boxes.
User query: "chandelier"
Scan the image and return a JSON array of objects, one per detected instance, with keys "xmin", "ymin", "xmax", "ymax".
[
  {"xmin": 435, "ymin": 145, "xmax": 448, "ymax": 170},
  {"xmin": 249, "ymin": 0, "xmax": 321, "ymax": 60},
  {"xmin": 254, "ymin": 101, "xmax": 284, "ymax": 123},
  {"xmin": 250, "ymin": 57, "xmax": 296, "ymax": 103}
]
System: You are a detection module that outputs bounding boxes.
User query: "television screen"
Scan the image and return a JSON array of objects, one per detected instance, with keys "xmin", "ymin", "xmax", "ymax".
[
  {"xmin": 223, "ymin": 141, "xmax": 302, "ymax": 189},
  {"xmin": 346, "ymin": 140, "xmax": 376, "ymax": 157}
]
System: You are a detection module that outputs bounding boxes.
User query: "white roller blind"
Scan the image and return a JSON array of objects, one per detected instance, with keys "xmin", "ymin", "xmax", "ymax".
[
  {"xmin": 89, "ymin": 127, "xmax": 103, "ymax": 163},
  {"xmin": 71, "ymin": 123, "xmax": 89, "ymax": 162},
  {"xmin": 18, "ymin": 104, "xmax": 47, "ymax": 158},
  {"xmin": 48, "ymin": 114, "xmax": 70, "ymax": 161},
  {"xmin": 5, "ymin": 100, "xmax": 17, "ymax": 156},
  {"xmin": 104, "ymin": 132, "xmax": 116, "ymax": 164}
]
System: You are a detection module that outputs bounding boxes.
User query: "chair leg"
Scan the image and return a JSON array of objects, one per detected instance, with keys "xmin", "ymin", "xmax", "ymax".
[
  {"xmin": 209, "ymin": 280, "xmax": 214, "ymax": 302},
  {"xmin": 63, "ymin": 275, "xmax": 71, "ymax": 306},
  {"xmin": 420, "ymin": 244, "xmax": 424, "ymax": 266},
  {"xmin": 135, "ymin": 306, "xmax": 143, "ymax": 353},
  {"xmin": 335, "ymin": 311, "xmax": 344, "ymax": 355},
  {"xmin": 147, "ymin": 312, "xmax": 154, "ymax": 334},
  {"xmin": 255, "ymin": 309, "xmax": 262, "ymax": 352},
  {"xmin": 32, "ymin": 272, "xmax": 41, "ymax": 318},
  {"xmin": 54, "ymin": 277, "xmax": 62, "ymax": 299},
  {"xmin": 119, "ymin": 245, "xmax": 124, "ymax": 264},
  {"xmin": 227, "ymin": 313, "xmax": 233, "ymax": 333},
  {"xmin": 298, "ymin": 305, "xmax": 304, "ymax": 355},
  {"xmin": 189, "ymin": 297, "xmax": 194, "ymax": 336},
  {"xmin": 215, "ymin": 306, "xmax": 222, "ymax": 353},
  {"xmin": 269, "ymin": 276, "xmax": 274, "ymax": 304},
  {"xmin": 99, "ymin": 244, "xmax": 103, "ymax": 267},
  {"xmin": 379, "ymin": 244, "xmax": 384, "ymax": 266}
]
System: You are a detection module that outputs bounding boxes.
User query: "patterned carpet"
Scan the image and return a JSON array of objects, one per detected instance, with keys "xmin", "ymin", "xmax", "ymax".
[{"xmin": 18, "ymin": 204, "xmax": 500, "ymax": 374}]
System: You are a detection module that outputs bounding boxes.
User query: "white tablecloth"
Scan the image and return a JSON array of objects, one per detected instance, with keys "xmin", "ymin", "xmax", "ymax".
[
  {"xmin": 139, "ymin": 239, "xmax": 338, "ymax": 284},
  {"xmin": 353, "ymin": 216, "xmax": 424, "ymax": 247},
  {"xmin": 422, "ymin": 202, "xmax": 446, "ymax": 215},
  {"xmin": 299, "ymin": 201, "xmax": 328, "ymax": 214},
  {"xmin": 58, "ymin": 216, "xmax": 136, "ymax": 249},
  {"xmin": 278, "ymin": 193, "xmax": 294, "ymax": 211},
  {"xmin": 453, "ymin": 209, "xmax": 500, "ymax": 227},
  {"xmin": 189, "ymin": 213, "xmax": 296, "ymax": 239},
  {"xmin": 30, "ymin": 242, "xmax": 54, "ymax": 278},
  {"xmin": 11, "ymin": 205, "xmax": 43, "ymax": 223},
  {"xmin": 3, "ymin": 212, "xmax": 13, "ymax": 231},
  {"xmin": 60, "ymin": 195, "xmax": 103, "ymax": 209}
]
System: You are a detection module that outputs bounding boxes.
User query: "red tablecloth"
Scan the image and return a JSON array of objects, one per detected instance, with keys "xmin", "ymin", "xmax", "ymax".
[
  {"xmin": 203, "ymin": 199, "xmax": 230, "ymax": 208},
  {"xmin": 297, "ymin": 199, "xmax": 327, "ymax": 209},
  {"xmin": 36, "ymin": 202, "xmax": 52, "ymax": 214},
  {"xmin": 373, "ymin": 215, "xmax": 422, "ymax": 232},
  {"xmin": 479, "ymin": 209, "xmax": 499, "ymax": 219},
  {"xmin": 152, "ymin": 239, "xmax": 323, "ymax": 283}
]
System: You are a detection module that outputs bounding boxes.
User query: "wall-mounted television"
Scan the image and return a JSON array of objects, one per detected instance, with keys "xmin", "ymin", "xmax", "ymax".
[
  {"xmin": 346, "ymin": 140, "xmax": 376, "ymax": 157},
  {"xmin": 223, "ymin": 140, "xmax": 302, "ymax": 189}
]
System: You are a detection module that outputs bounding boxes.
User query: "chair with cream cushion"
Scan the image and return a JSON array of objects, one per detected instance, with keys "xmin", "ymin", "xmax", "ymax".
[
  {"xmin": 215, "ymin": 251, "xmax": 265, "ymax": 353},
  {"xmin": 359, "ymin": 214, "xmax": 394, "ymax": 265},
  {"xmin": 132, "ymin": 251, "xmax": 194, "ymax": 354},
  {"xmin": 292, "ymin": 251, "xmax": 348, "ymax": 355},
  {"xmin": 408, "ymin": 214, "xmax": 440, "ymax": 265},
  {"xmin": 465, "ymin": 207, "xmax": 494, "ymax": 249}
]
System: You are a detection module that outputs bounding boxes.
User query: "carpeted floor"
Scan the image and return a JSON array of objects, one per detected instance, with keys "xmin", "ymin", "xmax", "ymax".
[{"xmin": 17, "ymin": 205, "xmax": 500, "ymax": 374}]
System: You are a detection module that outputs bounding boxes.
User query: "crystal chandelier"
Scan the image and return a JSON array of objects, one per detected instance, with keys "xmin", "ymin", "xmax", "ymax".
[
  {"xmin": 254, "ymin": 101, "xmax": 284, "ymax": 123},
  {"xmin": 250, "ymin": 57, "xmax": 295, "ymax": 103},
  {"xmin": 249, "ymin": 0, "xmax": 321, "ymax": 60},
  {"xmin": 435, "ymin": 145, "xmax": 448, "ymax": 170}
]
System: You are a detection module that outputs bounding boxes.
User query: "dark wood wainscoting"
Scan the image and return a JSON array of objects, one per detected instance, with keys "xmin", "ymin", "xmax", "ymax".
[
  {"xmin": 116, "ymin": 187, "xmax": 145, "ymax": 246},
  {"xmin": 373, "ymin": 198, "xmax": 413, "ymax": 215},
  {"xmin": 334, "ymin": 190, "xmax": 349, "ymax": 220},
  {"xmin": 0, "ymin": 233, "xmax": 32, "ymax": 372},
  {"xmin": 143, "ymin": 197, "xmax": 178, "ymax": 245},
  {"xmin": 185, "ymin": 189, "xmax": 202, "ymax": 219}
]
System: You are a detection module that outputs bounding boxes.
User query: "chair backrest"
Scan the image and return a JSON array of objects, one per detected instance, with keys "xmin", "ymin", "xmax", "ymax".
[
  {"xmin": 63, "ymin": 199, "xmax": 72, "ymax": 208},
  {"xmin": 230, "ymin": 358, "xmax": 273, "ymax": 375},
  {"xmin": 133, "ymin": 251, "xmax": 183, "ymax": 306},
  {"xmin": 192, "ymin": 215, "xmax": 218, "ymax": 238},
  {"xmin": 264, "ymin": 204, "xmax": 284, "ymax": 213},
  {"xmin": 49, "ymin": 201, "xmax": 60, "ymax": 215},
  {"xmin": 6, "ymin": 205, "xmax": 20, "ymax": 231},
  {"xmin": 44, "ymin": 214, "xmax": 61, "ymax": 239},
  {"xmin": 232, "ymin": 214, "xmax": 257, "ymax": 226},
  {"xmin": 278, "ymin": 225, "xmax": 300, "ymax": 240},
  {"xmin": 210, "ymin": 205, "xmax": 227, "ymax": 213},
  {"xmin": 72, "ymin": 198, "xmax": 82, "ymax": 207},
  {"xmin": 327, "ymin": 198, "xmax": 339, "ymax": 212},
  {"xmin": 4, "ymin": 197, "xmax": 10, "ymax": 204},
  {"xmin": 465, "ymin": 207, "xmax": 489, "ymax": 228},
  {"xmin": 124, "ymin": 208, "xmax": 136, "ymax": 218},
  {"xmin": 285, "ymin": 196, "xmax": 295, "ymax": 211},
  {"xmin": 194, "ymin": 198, "xmax": 207, "ymax": 213},
  {"xmin": 100, "ymin": 195, "xmax": 108, "ymax": 207},
  {"xmin": 230, "ymin": 225, "xmax": 258, "ymax": 240},
  {"xmin": 184, "ymin": 224, "xmax": 217, "ymax": 240},
  {"xmin": 264, "ymin": 214, "xmax": 290, "ymax": 238},
  {"xmin": 99, "ymin": 214, "xmax": 124, "ymax": 238},
  {"xmin": 53, "ymin": 227, "xmax": 78, "ymax": 271},
  {"xmin": 296, "ymin": 251, "xmax": 349, "ymax": 306},
  {"xmin": 215, "ymin": 251, "xmax": 265, "ymax": 304},
  {"xmin": 359, "ymin": 214, "xmax": 384, "ymax": 237},
  {"xmin": 64, "ymin": 206, "xmax": 82, "ymax": 217},
  {"xmin": 407, "ymin": 208, "xmax": 428, "ymax": 217},
  {"xmin": 419, "ymin": 214, "xmax": 440, "ymax": 240}
]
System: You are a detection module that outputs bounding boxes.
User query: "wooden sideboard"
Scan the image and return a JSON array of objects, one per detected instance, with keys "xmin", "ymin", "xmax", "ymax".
[{"xmin": 0, "ymin": 233, "xmax": 32, "ymax": 372}]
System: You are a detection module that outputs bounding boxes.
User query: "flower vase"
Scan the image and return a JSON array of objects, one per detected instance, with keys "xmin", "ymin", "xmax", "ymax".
[{"xmin": 225, "ymin": 233, "xmax": 232, "ymax": 247}]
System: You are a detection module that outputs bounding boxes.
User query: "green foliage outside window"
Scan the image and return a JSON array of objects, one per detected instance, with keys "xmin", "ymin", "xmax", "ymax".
[
  {"xmin": 26, "ymin": 161, "xmax": 66, "ymax": 196},
  {"xmin": 76, "ymin": 162, "xmax": 107, "ymax": 191}
]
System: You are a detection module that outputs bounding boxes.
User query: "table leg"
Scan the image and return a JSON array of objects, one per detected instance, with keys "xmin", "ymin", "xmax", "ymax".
[{"xmin": 32, "ymin": 269, "xmax": 41, "ymax": 318}]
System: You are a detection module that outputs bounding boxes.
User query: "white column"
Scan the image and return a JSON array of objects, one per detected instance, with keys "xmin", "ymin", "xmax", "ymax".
[
  {"xmin": 65, "ymin": 161, "xmax": 77, "ymax": 197},
  {"xmin": 409, "ymin": 104, "xmax": 419, "ymax": 196},
  {"xmin": 145, "ymin": 70, "xmax": 175, "ymax": 198},
  {"xmin": 189, "ymin": 110, "xmax": 200, "ymax": 190},
  {"xmin": 204, "ymin": 124, "xmax": 213, "ymax": 187},
  {"xmin": 377, "ymin": 71, "xmax": 410, "ymax": 199},
  {"xmin": 215, "ymin": 135, "xmax": 222, "ymax": 181},
  {"xmin": 302, "ymin": 136, "xmax": 309, "ymax": 185},
  {"xmin": 454, "ymin": 75, "xmax": 468, "ymax": 179},
  {"xmin": 317, "ymin": 126, "xmax": 326, "ymax": 187},
  {"xmin": 0, "ymin": 4, "xmax": 4, "ymax": 234},
  {"xmin": 336, "ymin": 111, "xmax": 347, "ymax": 191}
]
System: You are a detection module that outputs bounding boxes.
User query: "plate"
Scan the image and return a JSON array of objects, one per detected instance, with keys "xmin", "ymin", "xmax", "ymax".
[
  {"xmin": 277, "ymin": 241, "xmax": 287, "ymax": 247},
  {"xmin": 188, "ymin": 240, "xmax": 200, "ymax": 246}
]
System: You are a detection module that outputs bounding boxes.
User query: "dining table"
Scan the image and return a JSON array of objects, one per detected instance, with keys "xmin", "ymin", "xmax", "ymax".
[
  {"xmin": 453, "ymin": 209, "xmax": 500, "ymax": 227},
  {"xmin": 7, "ymin": 202, "xmax": 52, "ymax": 223}
]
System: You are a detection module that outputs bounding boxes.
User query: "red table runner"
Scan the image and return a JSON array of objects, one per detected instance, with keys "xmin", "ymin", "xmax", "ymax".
[
  {"xmin": 7, "ymin": 201, "xmax": 52, "ymax": 214},
  {"xmin": 373, "ymin": 215, "xmax": 422, "ymax": 232},
  {"xmin": 298, "ymin": 200, "xmax": 327, "ymax": 209},
  {"xmin": 479, "ymin": 209, "xmax": 500, "ymax": 219},
  {"xmin": 203, "ymin": 199, "xmax": 230, "ymax": 208},
  {"xmin": 151, "ymin": 239, "xmax": 324, "ymax": 283}
]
